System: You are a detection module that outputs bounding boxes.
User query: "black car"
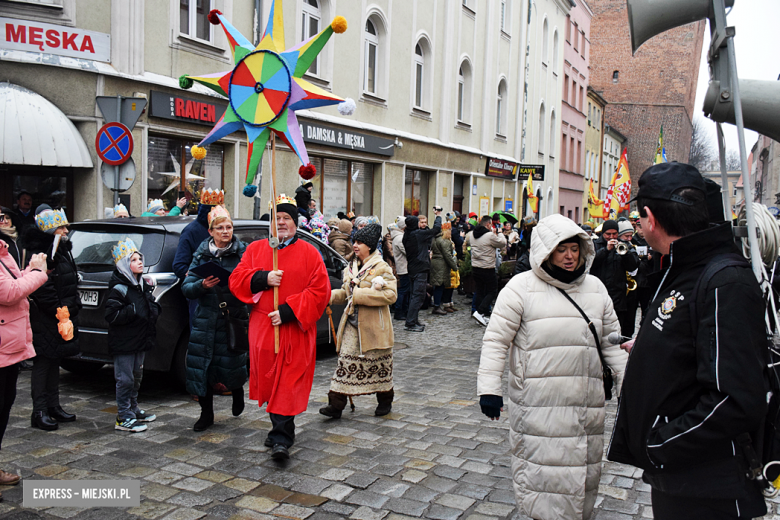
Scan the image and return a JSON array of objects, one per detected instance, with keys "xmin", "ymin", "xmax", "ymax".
[{"xmin": 66, "ymin": 216, "xmax": 347, "ymax": 384}]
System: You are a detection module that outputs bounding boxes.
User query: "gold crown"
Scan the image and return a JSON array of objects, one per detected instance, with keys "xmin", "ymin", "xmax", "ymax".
[
  {"xmin": 276, "ymin": 194, "xmax": 295, "ymax": 206},
  {"xmin": 35, "ymin": 208, "xmax": 69, "ymax": 232},
  {"xmin": 208, "ymin": 205, "xmax": 231, "ymax": 227},
  {"xmin": 201, "ymin": 188, "xmax": 224, "ymax": 206},
  {"xmin": 112, "ymin": 238, "xmax": 139, "ymax": 264}
]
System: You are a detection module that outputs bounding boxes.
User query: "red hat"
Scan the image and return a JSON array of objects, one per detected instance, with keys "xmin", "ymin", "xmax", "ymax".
[{"xmin": 468, "ymin": 212, "xmax": 477, "ymax": 218}]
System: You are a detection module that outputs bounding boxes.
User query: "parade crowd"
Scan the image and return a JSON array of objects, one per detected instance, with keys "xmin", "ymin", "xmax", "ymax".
[{"xmin": 0, "ymin": 162, "xmax": 773, "ymax": 520}]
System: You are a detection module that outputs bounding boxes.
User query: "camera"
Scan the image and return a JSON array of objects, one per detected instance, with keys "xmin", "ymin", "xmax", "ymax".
[{"xmin": 433, "ymin": 206, "xmax": 442, "ymax": 212}]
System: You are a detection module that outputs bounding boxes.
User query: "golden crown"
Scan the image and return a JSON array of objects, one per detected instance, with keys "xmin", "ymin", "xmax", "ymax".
[
  {"xmin": 208, "ymin": 205, "xmax": 231, "ymax": 227},
  {"xmin": 276, "ymin": 194, "xmax": 295, "ymax": 206},
  {"xmin": 201, "ymin": 188, "xmax": 224, "ymax": 206},
  {"xmin": 35, "ymin": 208, "xmax": 69, "ymax": 232},
  {"xmin": 112, "ymin": 238, "xmax": 139, "ymax": 264}
]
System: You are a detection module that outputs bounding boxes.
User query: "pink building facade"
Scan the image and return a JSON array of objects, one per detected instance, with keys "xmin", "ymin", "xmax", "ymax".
[{"xmin": 558, "ymin": 0, "xmax": 592, "ymax": 223}]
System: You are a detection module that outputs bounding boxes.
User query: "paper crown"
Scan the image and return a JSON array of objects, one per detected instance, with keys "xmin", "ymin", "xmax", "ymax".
[
  {"xmin": 35, "ymin": 208, "xmax": 69, "ymax": 232},
  {"xmin": 113, "ymin": 204, "xmax": 129, "ymax": 218},
  {"xmin": 208, "ymin": 205, "xmax": 231, "ymax": 227},
  {"xmin": 201, "ymin": 188, "xmax": 224, "ymax": 206},
  {"xmin": 276, "ymin": 194, "xmax": 295, "ymax": 207},
  {"xmin": 147, "ymin": 199, "xmax": 165, "ymax": 213},
  {"xmin": 112, "ymin": 238, "xmax": 139, "ymax": 264}
]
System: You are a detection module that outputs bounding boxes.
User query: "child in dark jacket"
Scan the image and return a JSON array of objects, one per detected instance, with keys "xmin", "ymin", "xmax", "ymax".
[{"xmin": 104, "ymin": 239, "xmax": 161, "ymax": 433}]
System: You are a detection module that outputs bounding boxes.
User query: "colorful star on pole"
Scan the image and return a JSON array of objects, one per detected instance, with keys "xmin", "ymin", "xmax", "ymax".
[{"xmin": 179, "ymin": 1, "xmax": 349, "ymax": 196}]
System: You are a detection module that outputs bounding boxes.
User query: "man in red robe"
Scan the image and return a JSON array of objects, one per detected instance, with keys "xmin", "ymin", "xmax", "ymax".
[{"xmin": 230, "ymin": 195, "xmax": 331, "ymax": 460}]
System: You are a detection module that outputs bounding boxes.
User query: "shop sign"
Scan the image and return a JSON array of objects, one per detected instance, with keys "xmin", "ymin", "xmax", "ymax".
[
  {"xmin": 485, "ymin": 158, "xmax": 517, "ymax": 180},
  {"xmin": 1, "ymin": 17, "xmax": 110, "ymax": 62},
  {"xmin": 299, "ymin": 121, "xmax": 395, "ymax": 157},
  {"xmin": 516, "ymin": 164, "xmax": 545, "ymax": 181},
  {"xmin": 149, "ymin": 90, "xmax": 227, "ymax": 126}
]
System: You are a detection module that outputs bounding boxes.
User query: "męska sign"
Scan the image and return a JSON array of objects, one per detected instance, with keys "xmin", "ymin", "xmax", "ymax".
[
  {"xmin": 1, "ymin": 17, "xmax": 110, "ymax": 62},
  {"xmin": 515, "ymin": 164, "xmax": 545, "ymax": 181},
  {"xmin": 149, "ymin": 90, "xmax": 227, "ymax": 126},
  {"xmin": 299, "ymin": 121, "xmax": 395, "ymax": 157},
  {"xmin": 485, "ymin": 158, "xmax": 518, "ymax": 180}
]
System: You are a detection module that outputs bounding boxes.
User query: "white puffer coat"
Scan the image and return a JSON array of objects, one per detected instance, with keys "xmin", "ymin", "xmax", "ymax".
[{"xmin": 477, "ymin": 214, "xmax": 628, "ymax": 520}]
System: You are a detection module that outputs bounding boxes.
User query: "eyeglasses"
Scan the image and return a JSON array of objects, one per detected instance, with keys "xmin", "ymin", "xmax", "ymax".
[{"xmin": 0, "ymin": 215, "xmax": 7, "ymax": 222}]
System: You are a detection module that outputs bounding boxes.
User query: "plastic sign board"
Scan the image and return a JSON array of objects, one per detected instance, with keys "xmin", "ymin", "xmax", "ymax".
[
  {"xmin": 1, "ymin": 17, "xmax": 110, "ymax": 62},
  {"xmin": 505, "ymin": 199, "xmax": 513, "ymax": 212},
  {"xmin": 516, "ymin": 164, "xmax": 545, "ymax": 181},
  {"xmin": 96, "ymin": 123, "xmax": 133, "ymax": 166},
  {"xmin": 149, "ymin": 90, "xmax": 226, "ymax": 127},
  {"xmin": 485, "ymin": 158, "xmax": 518, "ymax": 180},
  {"xmin": 479, "ymin": 197, "xmax": 490, "ymax": 218}
]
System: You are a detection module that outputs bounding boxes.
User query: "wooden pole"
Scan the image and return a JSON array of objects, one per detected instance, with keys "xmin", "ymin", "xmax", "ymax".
[{"xmin": 271, "ymin": 133, "xmax": 280, "ymax": 354}]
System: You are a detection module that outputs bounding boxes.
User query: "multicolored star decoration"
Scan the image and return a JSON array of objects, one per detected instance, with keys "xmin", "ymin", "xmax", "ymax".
[{"xmin": 179, "ymin": 0, "xmax": 351, "ymax": 197}]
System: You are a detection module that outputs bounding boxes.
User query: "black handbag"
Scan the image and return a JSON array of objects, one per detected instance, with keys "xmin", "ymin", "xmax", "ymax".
[
  {"xmin": 556, "ymin": 287, "xmax": 615, "ymax": 400},
  {"xmin": 215, "ymin": 286, "xmax": 250, "ymax": 353}
]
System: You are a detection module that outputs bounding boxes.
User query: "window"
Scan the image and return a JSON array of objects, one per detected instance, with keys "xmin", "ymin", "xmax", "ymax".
[
  {"xmin": 552, "ymin": 30, "xmax": 559, "ymax": 71},
  {"xmin": 563, "ymin": 74, "xmax": 569, "ymax": 103},
  {"xmin": 570, "ymin": 137, "xmax": 575, "ymax": 173},
  {"xmin": 413, "ymin": 43, "xmax": 425, "ymax": 109},
  {"xmin": 148, "ymin": 136, "xmax": 224, "ymax": 211},
  {"xmin": 542, "ymin": 19, "xmax": 549, "ymax": 63},
  {"xmin": 180, "ymin": 0, "xmax": 212, "ymax": 42},
  {"xmin": 301, "ymin": 0, "xmax": 321, "ymax": 75},
  {"xmin": 577, "ymin": 140, "xmax": 582, "ymax": 174},
  {"xmin": 561, "ymin": 135, "xmax": 567, "ymax": 170},
  {"xmin": 500, "ymin": 0, "xmax": 508, "ymax": 32},
  {"xmin": 549, "ymin": 110, "xmax": 556, "ymax": 158},
  {"xmin": 364, "ymin": 19, "xmax": 378, "ymax": 94},
  {"xmin": 404, "ymin": 169, "xmax": 430, "ymax": 216},
  {"xmin": 457, "ymin": 60, "xmax": 473, "ymax": 124},
  {"xmin": 572, "ymin": 23, "xmax": 578, "ymax": 52},
  {"xmin": 588, "ymin": 103, "xmax": 592, "ymax": 125},
  {"xmin": 613, "ymin": 70, "xmax": 619, "ymax": 83},
  {"xmin": 579, "ymin": 85, "xmax": 584, "ymax": 111},
  {"xmin": 585, "ymin": 150, "xmax": 590, "ymax": 178},
  {"xmin": 309, "ymin": 157, "xmax": 375, "ymax": 220},
  {"xmin": 580, "ymin": 30, "xmax": 586, "ymax": 57},
  {"xmin": 496, "ymin": 79, "xmax": 508, "ymax": 136},
  {"xmin": 565, "ymin": 15, "xmax": 571, "ymax": 42},
  {"xmin": 538, "ymin": 103, "xmax": 546, "ymax": 154}
]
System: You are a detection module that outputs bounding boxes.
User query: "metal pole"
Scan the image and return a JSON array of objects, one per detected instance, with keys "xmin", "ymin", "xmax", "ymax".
[
  {"xmin": 716, "ymin": 123, "xmax": 731, "ymax": 221},
  {"xmin": 114, "ymin": 94, "xmax": 122, "ymax": 206},
  {"xmin": 725, "ymin": 35, "xmax": 763, "ymax": 281}
]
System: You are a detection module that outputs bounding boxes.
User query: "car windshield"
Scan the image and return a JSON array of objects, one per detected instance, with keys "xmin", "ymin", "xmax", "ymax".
[{"xmin": 70, "ymin": 228, "xmax": 165, "ymax": 271}]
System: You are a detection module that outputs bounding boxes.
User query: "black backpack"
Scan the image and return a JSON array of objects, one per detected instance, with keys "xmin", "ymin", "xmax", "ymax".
[{"xmin": 689, "ymin": 253, "xmax": 780, "ymax": 496}]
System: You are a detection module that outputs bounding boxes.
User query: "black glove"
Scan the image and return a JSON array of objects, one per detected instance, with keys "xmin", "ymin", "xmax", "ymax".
[{"xmin": 479, "ymin": 395, "xmax": 503, "ymax": 419}]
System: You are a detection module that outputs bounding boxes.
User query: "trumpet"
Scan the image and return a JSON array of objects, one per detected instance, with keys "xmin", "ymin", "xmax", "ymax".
[
  {"xmin": 616, "ymin": 241, "xmax": 631, "ymax": 255},
  {"xmin": 626, "ymin": 274, "xmax": 637, "ymax": 294}
]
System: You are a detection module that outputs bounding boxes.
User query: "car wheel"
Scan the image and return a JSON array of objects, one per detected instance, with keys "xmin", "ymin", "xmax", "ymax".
[{"xmin": 60, "ymin": 360, "xmax": 105, "ymax": 374}]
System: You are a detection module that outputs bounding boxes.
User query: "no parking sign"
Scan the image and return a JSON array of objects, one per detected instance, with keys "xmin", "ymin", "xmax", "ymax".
[{"xmin": 95, "ymin": 122, "xmax": 133, "ymax": 165}]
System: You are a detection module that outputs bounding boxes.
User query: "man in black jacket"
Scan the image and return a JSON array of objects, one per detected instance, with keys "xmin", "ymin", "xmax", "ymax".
[
  {"xmin": 608, "ymin": 163, "xmax": 768, "ymax": 519},
  {"xmin": 403, "ymin": 209, "xmax": 442, "ymax": 332},
  {"xmin": 591, "ymin": 219, "xmax": 640, "ymax": 336}
]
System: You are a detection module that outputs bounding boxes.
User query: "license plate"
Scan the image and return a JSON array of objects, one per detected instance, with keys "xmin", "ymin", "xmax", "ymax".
[{"xmin": 78, "ymin": 290, "xmax": 99, "ymax": 307}]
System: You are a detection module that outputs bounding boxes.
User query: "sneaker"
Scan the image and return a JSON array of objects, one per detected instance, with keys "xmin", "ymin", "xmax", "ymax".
[
  {"xmin": 404, "ymin": 323, "xmax": 425, "ymax": 332},
  {"xmin": 472, "ymin": 311, "xmax": 488, "ymax": 327},
  {"xmin": 134, "ymin": 410, "xmax": 156, "ymax": 423},
  {"xmin": 115, "ymin": 418, "xmax": 147, "ymax": 433}
]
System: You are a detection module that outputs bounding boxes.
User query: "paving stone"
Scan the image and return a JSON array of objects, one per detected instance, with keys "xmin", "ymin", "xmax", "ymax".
[
  {"xmin": 202, "ymin": 504, "xmax": 240, "ymax": 518},
  {"xmin": 601, "ymin": 498, "xmax": 640, "ymax": 515},
  {"xmin": 487, "ymin": 489, "xmax": 515, "ymax": 505},
  {"xmin": 598, "ymin": 485, "xmax": 628, "ymax": 501},
  {"xmin": 320, "ymin": 468, "xmax": 355, "ymax": 481},
  {"xmin": 383, "ymin": 497, "xmax": 429, "ymax": 517},
  {"xmin": 432, "ymin": 465, "xmax": 466, "ymax": 480},
  {"xmin": 271, "ymin": 503, "xmax": 316, "ymax": 519},
  {"xmin": 167, "ymin": 492, "xmax": 213, "ymax": 507},
  {"xmin": 200, "ymin": 484, "xmax": 243, "ymax": 502},
  {"xmin": 285, "ymin": 492, "xmax": 329, "ymax": 507},
  {"xmin": 421, "ymin": 476, "xmax": 458, "ymax": 494},
  {"xmin": 346, "ymin": 490, "xmax": 390, "ymax": 509},
  {"xmin": 612, "ymin": 476, "xmax": 635, "ymax": 489},
  {"xmin": 474, "ymin": 502, "xmax": 516, "ymax": 517},
  {"xmin": 171, "ymin": 477, "xmax": 214, "ymax": 492},
  {"xmin": 128, "ymin": 501, "xmax": 176, "ymax": 519},
  {"xmin": 223, "ymin": 478, "xmax": 260, "ymax": 493},
  {"xmin": 400, "ymin": 470, "xmax": 427, "ymax": 484},
  {"xmin": 321, "ymin": 483, "xmax": 355, "ymax": 502},
  {"xmin": 345, "ymin": 472, "xmax": 380, "ymax": 490},
  {"xmin": 321, "ymin": 501, "xmax": 356, "ymax": 515},
  {"xmin": 235, "ymin": 495, "xmax": 279, "ymax": 513},
  {"xmin": 252, "ymin": 483, "xmax": 294, "ymax": 501},
  {"xmin": 435, "ymin": 493, "xmax": 476, "ymax": 511},
  {"xmin": 425, "ymin": 504, "xmax": 461, "ymax": 520},
  {"xmin": 160, "ymin": 508, "xmax": 207, "ymax": 520},
  {"xmin": 349, "ymin": 506, "xmax": 390, "ymax": 520}
]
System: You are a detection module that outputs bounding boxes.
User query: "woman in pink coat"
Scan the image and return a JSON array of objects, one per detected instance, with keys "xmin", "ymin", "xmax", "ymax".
[{"xmin": 0, "ymin": 241, "xmax": 48, "ymax": 493}]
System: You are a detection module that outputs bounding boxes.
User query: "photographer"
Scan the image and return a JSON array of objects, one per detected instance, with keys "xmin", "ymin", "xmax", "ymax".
[
  {"xmin": 402, "ymin": 207, "xmax": 442, "ymax": 332},
  {"xmin": 591, "ymin": 219, "xmax": 640, "ymax": 337}
]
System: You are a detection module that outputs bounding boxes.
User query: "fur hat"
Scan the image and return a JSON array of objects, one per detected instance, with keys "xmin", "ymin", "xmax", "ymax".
[{"xmin": 353, "ymin": 224, "xmax": 382, "ymax": 253}]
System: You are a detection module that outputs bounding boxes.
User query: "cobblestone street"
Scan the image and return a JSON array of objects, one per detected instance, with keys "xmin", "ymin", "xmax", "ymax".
[{"xmin": 0, "ymin": 294, "xmax": 777, "ymax": 520}]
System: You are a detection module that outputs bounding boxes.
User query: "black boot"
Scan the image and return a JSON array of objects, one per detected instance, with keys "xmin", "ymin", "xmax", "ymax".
[
  {"xmin": 319, "ymin": 391, "xmax": 347, "ymax": 419},
  {"xmin": 231, "ymin": 387, "xmax": 245, "ymax": 417},
  {"xmin": 48, "ymin": 406, "xmax": 76, "ymax": 422},
  {"xmin": 375, "ymin": 389, "xmax": 394, "ymax": 417},
  {"xmin": 194, "ymin": 389, "xmax": 214, "ymax": 431},
  {"xmin": 31, "ymin": 411, "xmax": 58, "ymax": 431}
]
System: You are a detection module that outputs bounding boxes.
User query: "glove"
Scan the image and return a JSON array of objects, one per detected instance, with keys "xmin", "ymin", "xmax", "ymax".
[{"xmin": 479, "ymin": 395, "xmax": 503, "ymax": 419}]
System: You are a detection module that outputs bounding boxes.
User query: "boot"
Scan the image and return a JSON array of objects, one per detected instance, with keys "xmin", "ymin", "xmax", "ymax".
[
  {"xmin": 431, "ymin": 306, "xmax": 447, "ymax": 316},
  {"xmin": 319, "ymin": 391, "xmax": 347, "ymax": 419},
  {"xmin": 443, "ymin": 303, "xmax": 456, "ymax": 313},
  {"xmin": 232, "ymin": 387, "xmax": 245, "ymax": 417},
  {"xmin": 375, "ymin": 389, "xmax": 394, "ymax": 416},
  {"xmin": 31, "ymin": 411, "xmax": 58, "ymax": 431},
  {"xmin": 193, "ymin": 391, "xmax": 214, "ymax": 431},
  {"xmin": 48, "ymin": 406, "xmax": 76, "ymax": 422}
]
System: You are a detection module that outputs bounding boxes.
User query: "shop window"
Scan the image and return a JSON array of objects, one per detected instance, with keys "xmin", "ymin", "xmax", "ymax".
[
  {"xmin": 180, "ymin": 0, "xmax": 212, "ymax": 42},
  {"xmin": 301, "ymin": 0, "xmax": 321, "ymax": 76},
  {"xmin": 147, "ymin": 136, "xmax": 224, "ymax": 212},
  {"xmin": 310, "ymin": 157, "xmax": 374, "ymax": 220},
  {"xmin": 404, "ymin": 169, "xmax": 430, "ymax": 216},
  {"xmin": 0, "ymin": 168, "xmax": 72, "ymax": 222}
]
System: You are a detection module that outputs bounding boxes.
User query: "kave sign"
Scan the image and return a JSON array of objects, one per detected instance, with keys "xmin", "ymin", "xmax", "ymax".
[{"xmin": 96, "ymin": 123, "xmax": 133, "ymax": 166}]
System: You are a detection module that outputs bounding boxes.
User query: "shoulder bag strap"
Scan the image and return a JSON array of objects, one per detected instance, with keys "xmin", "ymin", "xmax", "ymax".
[
  {"xmin": 0, "ymin": 258, "xmax": 17, "ymax": 279},
  {"xmin": 556, "ymin": 287, "xmax": 606, "ymax": 365}
]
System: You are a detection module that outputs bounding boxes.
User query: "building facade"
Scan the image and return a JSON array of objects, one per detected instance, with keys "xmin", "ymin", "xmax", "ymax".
[
  {"xmin": 749, "ymin": 135, "xmax": 780, "ymax": 209},
  {"xmin": 584, "ymin": 86, "xmax": 606, "ymax": 221},
  {"xmin": 557, "ymin": 0, "xmax": 591, "ymax": 224},
  {"xmin": 588, "ymin": 0, "xmax": 705, "ymax": 194},
  {"xmin": 0, "ymin": 0, "xmax": 570, "ymax": 227},
  {"xmin": 601, "ymin": 124, "xmax": 625, "ymax": 201}
]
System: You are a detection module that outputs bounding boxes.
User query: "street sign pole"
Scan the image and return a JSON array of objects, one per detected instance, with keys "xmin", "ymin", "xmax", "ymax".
[{"xmin": 115, "ymin": 94, "xmax": 121, "ymax": 206}]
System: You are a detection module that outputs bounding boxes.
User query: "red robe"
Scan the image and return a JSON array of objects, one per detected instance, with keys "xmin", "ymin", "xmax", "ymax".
[{"xmin": 229, "ymin": 238, "xmax": 331, "ymax": 416}]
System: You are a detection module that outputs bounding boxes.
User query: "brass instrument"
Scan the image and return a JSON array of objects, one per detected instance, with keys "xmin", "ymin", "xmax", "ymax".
[
  {"xmin": 626, "ymin": 274, "xmax": 637, "ymax": 294},
  {"xmin": 616, "ymin": 241, "xmax": 630, "ymax": 255}
]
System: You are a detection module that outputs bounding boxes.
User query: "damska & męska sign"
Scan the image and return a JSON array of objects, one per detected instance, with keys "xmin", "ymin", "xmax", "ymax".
[{"xmin": 1, "ymin": 17, "xmax": 110, "ymax": 62}]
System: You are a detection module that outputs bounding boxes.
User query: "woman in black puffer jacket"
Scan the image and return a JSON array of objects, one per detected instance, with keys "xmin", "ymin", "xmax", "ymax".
[
  {"xmin": 182, "ymin": 206, "xmax": 248, "ymax": 432},
  {"xmin": 24, "ymin": 205, "xmax": 81, "ymax": 431}
]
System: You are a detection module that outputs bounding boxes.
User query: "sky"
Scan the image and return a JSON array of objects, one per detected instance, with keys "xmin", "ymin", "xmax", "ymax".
[{"xmin": 693, "ymin": 1, "xmax": 780, "ymax": 157}]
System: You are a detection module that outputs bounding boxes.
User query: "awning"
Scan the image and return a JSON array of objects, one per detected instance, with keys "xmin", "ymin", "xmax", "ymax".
[{"xmin": 0, "ymin": 82, "xmax": 93, "ymax": 168}]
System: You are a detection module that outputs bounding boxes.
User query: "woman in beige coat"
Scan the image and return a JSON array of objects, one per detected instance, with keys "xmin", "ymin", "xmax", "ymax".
[
  {"xmin": 321, "ymin": 224, "xmax": 398, "ymax": 418},
  {"xmin": 477, "ymin": 214, "xmax": 628, "ymax": 520}
]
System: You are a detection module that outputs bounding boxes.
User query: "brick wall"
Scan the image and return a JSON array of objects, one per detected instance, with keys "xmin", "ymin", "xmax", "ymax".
[{"xmin": 588, "ymin": 0, "xmax": 705, "ymax": 195}]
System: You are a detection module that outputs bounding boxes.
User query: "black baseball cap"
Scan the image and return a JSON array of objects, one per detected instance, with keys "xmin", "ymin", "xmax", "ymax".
[{"xmin": 629, "ymin": 162, "xmax": 705, "ymax": 206}]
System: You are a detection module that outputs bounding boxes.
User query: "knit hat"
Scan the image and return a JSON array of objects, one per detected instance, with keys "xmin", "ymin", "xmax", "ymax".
[
  {"xmin": 327, "ymin": 217, "xmax": 340, "ymax": 229},
  {"xmin": 395, "ymin": 216, "xmax": 406, "ymax": 230},
  {"xmin": 337, "ymin": 219, "xmax": 353, "ymax": 234},
  {"xmin": 147, "ymin": 199, "xmax": 165, "ymax": 214},
  {"xmin": 602, "ymin": 220, "xmax": 619, "ymax": 233},
  {"xmin": 618, "ymin": 220, "xmax": 634, "ymax": 236},
  {"xmin": 405, "ymin": 215, "xmax": 419, "ymax": 231},
  {"xmin": 354, "ymin": 216, "xmax": 369, "ymax": 228},
  {"xmin": 353, "ymin": 224, "xmax": 382, "ymax": 253},
  {"xmin": 276, "ymin": 194, "xmax": 298, "ymax": 225}
]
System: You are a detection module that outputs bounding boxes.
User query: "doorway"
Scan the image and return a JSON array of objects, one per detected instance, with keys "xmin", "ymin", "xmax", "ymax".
[{"xmin": 0, "ymin": 166, "xmax": 74, "ymax": 221}]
